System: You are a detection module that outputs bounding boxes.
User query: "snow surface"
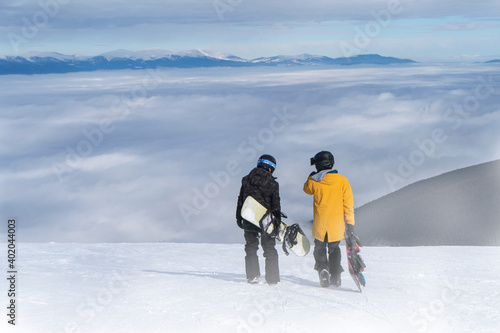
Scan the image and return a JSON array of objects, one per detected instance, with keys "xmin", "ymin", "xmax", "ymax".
[{"xmin": 1, "ymin": 243, "xmax": 499, "ymax": 333}]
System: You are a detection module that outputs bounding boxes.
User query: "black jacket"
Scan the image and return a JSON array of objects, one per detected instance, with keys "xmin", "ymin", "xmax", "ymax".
[{"xmin": 236, "ymin": 167, "xmax": 281, "ymax": 231}]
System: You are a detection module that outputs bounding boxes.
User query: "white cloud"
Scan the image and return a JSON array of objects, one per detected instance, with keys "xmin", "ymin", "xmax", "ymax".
[
  {"xmin": 2, "ymin": 1, "xmax": 495, "ymax": 27},
  {"xmin": 1, "ymin": 64, "xmax": 499, "ymax": 242}
]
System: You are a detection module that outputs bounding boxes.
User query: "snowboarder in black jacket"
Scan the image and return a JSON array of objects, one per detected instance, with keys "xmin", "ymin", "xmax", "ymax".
[{"xmin": 236, "ymin": 154, "xmax": 281, "ymax": 285}]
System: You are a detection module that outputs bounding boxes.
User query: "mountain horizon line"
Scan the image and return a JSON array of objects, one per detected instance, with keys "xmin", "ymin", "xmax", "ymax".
[
  {"xmin": 2, "ymin": 49, "xmax": 498, "ymax": 75},
  {"xmin": 1, "ymin": 49, "xmax": 420, "ymax": 75},
  {"xmin": 2, "ymin": 48, "xmax": 413, "ymax": 61}
]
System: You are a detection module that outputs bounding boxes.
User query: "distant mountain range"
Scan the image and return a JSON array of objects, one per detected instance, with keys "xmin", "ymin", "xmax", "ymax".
[
  {"xmin": 355, "ymin": 159, "xmax": 500, "ymax": 246},
  {"xmin": 0, "ymin": 49, "xmax": 417, "ymax": 75}
]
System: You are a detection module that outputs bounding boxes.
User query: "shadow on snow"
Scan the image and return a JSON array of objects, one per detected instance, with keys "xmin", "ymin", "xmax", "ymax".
[{"xmin": 143, "ymin": 269, "xmax": 360, "ymax": 292}]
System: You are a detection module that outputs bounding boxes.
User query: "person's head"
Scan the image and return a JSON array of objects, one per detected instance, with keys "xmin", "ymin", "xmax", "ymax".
[
  {"xmin": 257, "ymin": 154, "xmax": 276, "ymax": 174},
  {"xmin": 310, "ymin": 151, "xmax": 334, "ymax": 172}
]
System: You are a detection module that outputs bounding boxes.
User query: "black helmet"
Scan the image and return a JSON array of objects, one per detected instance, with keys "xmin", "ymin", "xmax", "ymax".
[
  {"xmin": 257, "ymin": 154, "xmax": 276, "ymax": 173},
  {"xmin": 310, "ymin": 151, "xmax": 334, "ymax": 172}
]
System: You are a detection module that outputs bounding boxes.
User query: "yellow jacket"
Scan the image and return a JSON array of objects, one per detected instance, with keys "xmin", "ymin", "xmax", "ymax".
[{"xmin": 303, "ymin": 170, "xmax": 355, "ymax": 242}]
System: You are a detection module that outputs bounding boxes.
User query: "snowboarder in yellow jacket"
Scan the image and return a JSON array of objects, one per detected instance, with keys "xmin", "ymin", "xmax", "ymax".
[{"xmin": 303, "ymin": 151, "xmax": 355, "ymax": 288}]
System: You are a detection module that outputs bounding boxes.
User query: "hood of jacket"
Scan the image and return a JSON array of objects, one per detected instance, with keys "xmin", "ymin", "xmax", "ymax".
[
  {"xmin": 311, "ymin": 169, "xmax": 338, "ymax": 182},
  {"xmin": 248, "ymin": 167, "xmax": 276, "ymax": 187}
]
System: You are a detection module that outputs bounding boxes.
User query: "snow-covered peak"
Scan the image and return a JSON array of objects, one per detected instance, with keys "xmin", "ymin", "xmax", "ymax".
[
  {"xmin": 95, "ymin": 49, "xmax": 246, "ymax": 62},
  {"xmin": 279, "ymin": 53, "xmax": 322, "ymax": 60},
  {"xmin": 251, "ymin": 53, "xmax": 326, "ymax": 63},
  {"xmin": 98, "ymin": 49, "xmax": 176, "ymax": 60},
  {"xmin": 13, "ymin": 52, "xmax": 87, "ymax": 62},
  {"xmin": 178, "ymin": 49, "xmax": 246, "ymax": 61}
]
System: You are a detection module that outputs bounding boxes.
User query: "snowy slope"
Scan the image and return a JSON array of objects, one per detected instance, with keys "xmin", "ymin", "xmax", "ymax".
[
  {"xmin": 1, "ymin": 243, "xmax": 499, "ymax": 333},
  {"xmin": 356, "ymin": 159, "xmax": 500, "ymax": 246}
]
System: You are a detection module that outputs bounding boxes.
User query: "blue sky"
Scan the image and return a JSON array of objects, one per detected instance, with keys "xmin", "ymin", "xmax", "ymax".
[{"xmin": 1, "ymin": 0, "xmax": 499, "ymax": 61}]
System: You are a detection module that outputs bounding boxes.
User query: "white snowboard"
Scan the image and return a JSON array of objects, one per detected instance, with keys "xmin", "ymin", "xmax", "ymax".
[{"xmin": 241, "ymin": 196, "xmax": 310, "ymax": 257}]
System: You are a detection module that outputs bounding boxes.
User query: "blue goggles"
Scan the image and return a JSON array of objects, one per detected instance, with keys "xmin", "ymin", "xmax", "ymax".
[{"xmin": 258, "ymin": 158, "xmax": 276, "ymax": 170}]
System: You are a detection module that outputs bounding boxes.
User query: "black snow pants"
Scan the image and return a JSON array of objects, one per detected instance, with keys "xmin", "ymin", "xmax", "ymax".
[
  {"xmin": 244, "ymin": 230, "xmax": 280, "ymax": 284},
  {"xmin": 313, "ymin": 233, "xmax": 344, "ymax": 276}
]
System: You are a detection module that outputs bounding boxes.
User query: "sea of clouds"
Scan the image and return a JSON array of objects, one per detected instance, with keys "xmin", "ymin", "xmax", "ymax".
[{"xmin": 1, "ymin": 64, "xmax": 499, "ymax": 243}]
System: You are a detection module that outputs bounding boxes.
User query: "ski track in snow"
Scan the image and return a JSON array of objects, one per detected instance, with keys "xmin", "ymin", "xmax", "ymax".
[{"xmin": 1, "ymin": 243, "xmax": 499, "ymax": 333}]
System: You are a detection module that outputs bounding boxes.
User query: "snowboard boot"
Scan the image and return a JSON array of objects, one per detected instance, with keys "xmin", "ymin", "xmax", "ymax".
[
  {"xmin": 319, "ymin": 269, "xmax": 330, "ymax": 288},
  {"xmin": 248, "ymin": 277, "xmax": 259, "ymax": 284},
  {"xmin": 330, "ymin": 274, "xmax": 341, "ymax": 287}
]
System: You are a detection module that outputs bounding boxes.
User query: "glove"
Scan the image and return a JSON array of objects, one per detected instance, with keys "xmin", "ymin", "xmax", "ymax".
[
  {"xmin": 267, "ymin": 211, "xmax": 282, "ymax": 238},
  {"xmin": 345, "ymin": 224, "xmax": 362, "ymax": 251},
  {"xmin": 272, "ymin": 210, "xmax": 281, "ymax": 227},
  {"xmin": 346, "ymin": 224, "xmax": 355, "ymax": 236},
  {"xmin": 236, "ymin": 219, "xmax": 243, "ymax": 229},
  {"xmin": 345, "ymin": 224, "xmax": 366, "ymax": 272}
]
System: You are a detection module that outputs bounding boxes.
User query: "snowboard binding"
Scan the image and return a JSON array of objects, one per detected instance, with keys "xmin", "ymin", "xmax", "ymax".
[
  {"xmin": 281, "ymin": 223, "xmax": 306, "ymax": 256},
  {"xmin": 241, "ymin": 196, "xmax": 310, "ymax": 257},
  {"xmin": 260, "ymin": 209, "xmax": 307, "ymax": 256}
]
